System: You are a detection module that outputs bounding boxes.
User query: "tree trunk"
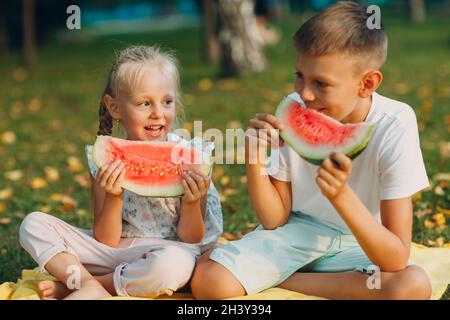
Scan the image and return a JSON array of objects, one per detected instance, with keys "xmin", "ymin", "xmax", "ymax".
[
  {"xmin": 22, "ymin": 0, "xmax": 36, "ymax": 70},
  {"xmin": 0, "ymin": 9, "xmax": 8, "ymax": 57},
  {"xmin": 410, "ymin": 0, "xmax": 426, "ymax": 23},
  {"xmin": 201, "ymin": 0, "xmax": 220, "ymax": 64},
  {"xmin": 217, "ymin": 0, "xmax": 267, "ymax": 77}
]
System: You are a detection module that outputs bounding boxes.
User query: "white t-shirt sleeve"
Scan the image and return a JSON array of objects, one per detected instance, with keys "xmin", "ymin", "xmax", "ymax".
[
  {"xmin": 378, "ymin": 111, "xmax": 429, "ymax": 200},
  {"xmin": 268, "ymin": 144, "xmax": 291, "ymax": 182}
]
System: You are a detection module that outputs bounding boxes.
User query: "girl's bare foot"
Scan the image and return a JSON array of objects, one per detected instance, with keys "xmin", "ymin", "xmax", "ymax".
[
  {"xmin": 63, "ymin": 279, "xmax": 112, "ymax": 300},
  {"xmin": 38, "ymin": 280, "xmax": 73, "ymax": 300}
]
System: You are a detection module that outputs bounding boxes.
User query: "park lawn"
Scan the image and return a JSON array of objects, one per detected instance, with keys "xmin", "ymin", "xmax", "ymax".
[{"xmin": 0, "ymin": 15, "xmax": 449, "ymax": 298}]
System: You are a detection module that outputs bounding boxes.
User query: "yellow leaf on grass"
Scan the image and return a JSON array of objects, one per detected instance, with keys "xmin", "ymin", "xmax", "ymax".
[
  {"xmin": 0, "ymin": 188, "xmax": 13, "ymax": 200},
  {"xmin": 0, "ymin": 217, "xmax": 11, "ymax": 225},
  {"xmin": 1, "ymin": 131, "xmax": 16, "ymax": 145},
  {"xmin": 27, "ymin": 98, "xmax": 42, "ymax": 113},
  {"xmin": 424, "ymin": 220, "xmax": 436, "ymax": 229},
  {"xmin": 432, "ymin": 213, "xmax": 446, "ymax": 226},
  {"xmin": 29, "ymin": 177, "xmax": 47, "ymax": 189},
  {"xmin": 220, "ymin": 176, "xmax": 230, "ymax": 186},
  {"xmin": 67, "ymin": 156, "xmax": 83, "ymax": 172},
  {"xmin": 44, "ymin": 166, "xmax": 60, "ymax": 182},
  {"xmin": 0, "ymin": 203, "xmax": 6, "ymax": 212},
  {"xmin": 4, "ymin": 170, "xmax": 23, "ymax": 181},
  {"xmin": 74, "ymin": 173, "xmax": 90, "ymax": 188},
  {"xmin": 198, "ymin": 78, "xmax": 213, "ymax": 91}
]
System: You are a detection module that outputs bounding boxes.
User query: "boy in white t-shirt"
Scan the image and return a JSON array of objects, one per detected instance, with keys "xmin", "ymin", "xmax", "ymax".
[{"xmin": 191, "ymin": 2, "xmax": 432, "ymax": 299}]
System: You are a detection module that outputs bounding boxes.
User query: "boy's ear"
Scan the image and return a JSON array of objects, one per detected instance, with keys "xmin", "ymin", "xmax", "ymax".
[
  {"xmin": 358, "ymin": 70, "xmax": 383, "ymax": 98},
  {"xmin": 103, "ymin": 94, "xmax": 121, "ymax": 120}
]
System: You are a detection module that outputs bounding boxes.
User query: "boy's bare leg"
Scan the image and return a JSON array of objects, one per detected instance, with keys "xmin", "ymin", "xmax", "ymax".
[
  {"xmin": 278, "ymin": 265, "xmax": 432, "ymax": 300},
  {"xmin": 40, "ymin": 252, "xmax": 111, "ymax": 300}
]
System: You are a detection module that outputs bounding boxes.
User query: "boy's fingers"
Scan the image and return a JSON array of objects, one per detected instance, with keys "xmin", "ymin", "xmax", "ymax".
[
  {"xmin": 255, "ymin": 113, "xmax": 284, "ymax": 130},
  {"xmin": 331, "ymin": 152, "xmax": 351, "ymax": 172},
  {"xmin": 322, "ymin": 159, "xmax": 347, "ymax": 181},
  {"xmin": 315, "ymin": 176, "xmax": 333, "ymax": 195},
  {"xmin": 318, "ymin": 168, "xmax": 340, "ymax": 189}
]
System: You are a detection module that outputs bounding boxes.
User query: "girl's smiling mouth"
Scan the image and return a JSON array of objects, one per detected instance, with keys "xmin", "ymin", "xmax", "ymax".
[{"xmin": 144, "ymin": 124, "xmax": 164, "ymax": 137}]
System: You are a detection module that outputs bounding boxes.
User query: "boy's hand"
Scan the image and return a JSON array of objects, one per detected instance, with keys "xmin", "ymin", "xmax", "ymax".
[
  {"xmin": 182, "ymin": 170, "xmax": 210, "ymax": 204},
  {"xmin": 316, "ymin": 152, "xmax": 352, "ymax": 200},
  {"xmin": 96, "ymin": 160, "xmax": 126, "ymax": 196},
  {"xmin": 246, "ymin": 113, "xmax": 285, "ymax": 148}
]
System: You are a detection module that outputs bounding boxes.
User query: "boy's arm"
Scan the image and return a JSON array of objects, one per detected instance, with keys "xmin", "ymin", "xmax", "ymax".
[
  {"xmin": 246, "ymin": 140, "xmax": 292, "ymax": 230},
  {"xmin": 318, "ymin": 153, "xmax": 411, "ymax": 272}
]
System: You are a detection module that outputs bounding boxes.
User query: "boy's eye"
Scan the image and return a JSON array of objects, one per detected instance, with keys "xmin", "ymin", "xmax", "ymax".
[
  {"xmin": 295, "ymin": 72, "xmax": 303, "ymax": 79},
  {"xmin": 315, "ymin": 81, "xmax": 327, "ymax": 88}
]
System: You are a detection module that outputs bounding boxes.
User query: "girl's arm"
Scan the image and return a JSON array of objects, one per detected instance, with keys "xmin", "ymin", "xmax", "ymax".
[
  {"xmin": 91, "ymin": 160, "xmax": 126, "ymax": 248},
  {"xmin": 176, "ymin": 171, "xmax": 209, "ymax": 243},
  {"xmin": 246, "ymin": 114, "xmax": 292, "ymax": 230},
  {"xmin": 317, "ymin": 153, "xmax": 411, "ymax": 272}
]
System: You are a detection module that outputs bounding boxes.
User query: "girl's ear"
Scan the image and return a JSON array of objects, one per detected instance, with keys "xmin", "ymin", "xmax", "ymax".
[
  {"xmin": 103, "ymin": 95, "xmax": 121, "ymax": 120},
  {"xmin": 358, "ymin": 70, "xmax": 383, "ymax": 99}
]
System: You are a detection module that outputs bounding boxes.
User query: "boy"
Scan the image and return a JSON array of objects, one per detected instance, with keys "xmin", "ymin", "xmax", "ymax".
[{"xmin": 191, "ymin": 2, "xmax": 432, "ymax": 299}]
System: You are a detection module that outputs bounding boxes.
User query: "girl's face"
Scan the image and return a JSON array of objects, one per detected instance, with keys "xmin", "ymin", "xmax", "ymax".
[{"xmin": 106, "ymin": 66, "xmax": 177, "ymax": 141}]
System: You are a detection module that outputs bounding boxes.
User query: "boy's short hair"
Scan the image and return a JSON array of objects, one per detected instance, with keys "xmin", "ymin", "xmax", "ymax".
[{"xmin": 293, "ymin": 1, "xmax": 388, "ymax": 72}]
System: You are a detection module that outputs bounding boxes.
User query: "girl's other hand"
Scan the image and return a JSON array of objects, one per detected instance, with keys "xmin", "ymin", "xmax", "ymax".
[
  {"xmin": 96, "ymin": 160, "xmax": 126, "ymax": 196},
  {"xmin": 182, "ymin": 170, "xmax": 210, "ymax": 204}
]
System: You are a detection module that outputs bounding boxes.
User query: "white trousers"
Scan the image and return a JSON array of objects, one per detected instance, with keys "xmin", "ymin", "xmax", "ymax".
[{"xmin": 19, "ymin": 211, "xmax": 197, "ymax": 297}]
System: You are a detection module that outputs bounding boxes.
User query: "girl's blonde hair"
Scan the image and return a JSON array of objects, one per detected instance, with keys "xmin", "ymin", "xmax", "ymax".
[{"xmin": 97, "ymin": 45, "xmax": 184, "ymax": 136}]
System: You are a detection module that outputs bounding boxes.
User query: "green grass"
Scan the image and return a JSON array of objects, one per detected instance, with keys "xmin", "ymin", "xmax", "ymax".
[{"xmin": 0, "ymin": 15, "xmax": 449, "ymax": 298}]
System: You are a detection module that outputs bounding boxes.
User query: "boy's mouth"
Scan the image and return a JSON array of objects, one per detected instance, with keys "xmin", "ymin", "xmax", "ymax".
[{"xmin": 144, "ymin": 124, "xmax": 164, "ymax": 137}]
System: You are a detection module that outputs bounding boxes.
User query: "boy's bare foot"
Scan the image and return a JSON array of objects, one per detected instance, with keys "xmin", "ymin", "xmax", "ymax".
[
  {"xmin": 63, "ymin": 279, "xmax": 112, "ymax": 300},
  {"xmin": 38, "ymin": 280, "xmax": 73, "ymax": 300}
]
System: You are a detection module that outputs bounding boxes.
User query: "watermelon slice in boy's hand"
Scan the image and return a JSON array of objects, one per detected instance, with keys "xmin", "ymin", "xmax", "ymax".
[
  {"xmin": 92, "ymin": 135, "xmax": 213, "ymax": 197},
  {"xmin": 275, "ymin": 95, "xmax": 375, "ymax": 166}
]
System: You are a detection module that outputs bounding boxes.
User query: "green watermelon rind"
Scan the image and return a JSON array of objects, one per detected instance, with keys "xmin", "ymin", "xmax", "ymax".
[
  {"xmin": 276, "ymin": 97, "xmax": 376, "ymax": 166},
  {"xmin": 92, "ymin": 136, "xmax": 211, "ymax": 197}
]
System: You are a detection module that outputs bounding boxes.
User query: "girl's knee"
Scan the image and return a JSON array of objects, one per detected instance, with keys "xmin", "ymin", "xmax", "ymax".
[
  {"xmin": 119, "ymin": 245, "xmax": 195, "ymax": 297},
  {"xmin": 19, "ymin": 211, "xmax": 48, "ymax": 241}
]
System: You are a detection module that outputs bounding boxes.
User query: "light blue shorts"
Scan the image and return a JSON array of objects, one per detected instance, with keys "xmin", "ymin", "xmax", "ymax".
[{"xmin": 210, "ymin": 212, "xmax": 377, "ymax": 295}]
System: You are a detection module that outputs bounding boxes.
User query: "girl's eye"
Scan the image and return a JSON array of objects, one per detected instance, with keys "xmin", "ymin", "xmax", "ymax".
[
  {"xmin": 164, "ymin": 99, "xmax": 174, "ymax": 106},
  {"xmin": 137, "ymin": 101, "xmax": 150, "ymax": 107}
]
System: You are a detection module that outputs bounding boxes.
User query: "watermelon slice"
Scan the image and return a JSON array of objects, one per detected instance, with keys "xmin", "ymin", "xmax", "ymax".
[
  {"xmin": 92, "ymin": 136, "xmax": 212, "ymax": 197},
  {"xmin": 275, "ymin": 95, "xmax": 375, "ymax": 165}
]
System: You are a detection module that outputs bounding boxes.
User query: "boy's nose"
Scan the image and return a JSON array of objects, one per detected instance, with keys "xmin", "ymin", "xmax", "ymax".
[{"xmin": 299, "ymin": 86, "xmax": 315, "ymax": 102}]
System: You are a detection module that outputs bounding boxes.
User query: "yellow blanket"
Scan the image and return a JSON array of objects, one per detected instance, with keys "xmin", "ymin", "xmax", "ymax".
[{"xmin": 1, "ymin": 243, "xmax": 449, "ymax": 300}]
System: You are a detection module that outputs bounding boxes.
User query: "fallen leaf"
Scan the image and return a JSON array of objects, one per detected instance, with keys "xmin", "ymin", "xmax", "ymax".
[
  {"xmin": 198, "ymin": 78, "xmax": 213, "ymax": 91},
  {"xmin": 0, "ymin": 188, "xmax": 13, "ymax": 200},
  {"xmin": 432, "ymin": 213, "xmax": 446, "ymax": 226},
  {"xmin": 12, "ymin": 68, "xmax": 28, "ymax": 81},
  {"xmin": 1, "ymin": 131, "xmax": 16, "ymax": 145},
  {"xmin": 67, "ymin": 156, "xmax": 83, "ymax": 172},
  {"xmin": 4, "ymin": 170, "xmax": 23, "ymax": 182},
  {"xmin": 76, "ymin": 209, "xmax": 87, "ymax": 216},
  {"xmin": 0, "ymin": 203, "xmax": 6, "ymax": 212},
  {"xmin": 220, "ymin": 176, "xmax": 231, "ymax": 186},
  {"xmin": 44, "ymin": 166, "xmax": 60, "ymax": 182},
  {"xmin": 74, "ymin": 173, "xmax": 90, "ymax": 188},
  {"xmin": 424, "ymin": 220, "xmax": 436, "ymax": 229},
  {"xmin": 29, "ymin": 177, "xmax": 47, "ymax": 189},
  {"xmin": 27, "ymin": 98, "xmax": 41, "ymax": 112},
  {"xmin": 0, "ymin": 218, "xmax": 11, "ymax": 225}
]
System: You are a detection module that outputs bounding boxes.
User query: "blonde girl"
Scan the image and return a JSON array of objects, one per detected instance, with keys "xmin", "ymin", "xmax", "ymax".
[{"xmin": 19, "ymin": 46, "xmax": 223, "ymax": 300}]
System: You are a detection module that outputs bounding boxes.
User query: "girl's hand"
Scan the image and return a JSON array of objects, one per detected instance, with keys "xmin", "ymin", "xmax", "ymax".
[
  {"xmin": 95, "ymin": 160, "xmax": 126, "ymax": 196},
  {"xmin": 316, "ymin": 152, "xmax": 352, "ymax": 200},
  {"xmin": 182, "ymin": 170, "xmax": 210, "ymax": 204}
]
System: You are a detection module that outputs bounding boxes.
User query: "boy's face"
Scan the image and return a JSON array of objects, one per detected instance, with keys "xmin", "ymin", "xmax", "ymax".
[{"xmin": 294, "ymin": 52, "xmax": 369, "ymax": 123}]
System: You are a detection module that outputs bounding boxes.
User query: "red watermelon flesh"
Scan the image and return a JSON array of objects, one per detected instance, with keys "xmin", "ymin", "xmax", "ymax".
[
  {"xmin": 275, "ymin": 96, "xmax": 375, "ymax": 165},
  {"xmin": 92, "ymin": 136, "xmax": 211, "ymax": 197}
]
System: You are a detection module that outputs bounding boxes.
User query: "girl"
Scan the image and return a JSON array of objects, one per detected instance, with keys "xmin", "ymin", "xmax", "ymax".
[{"xmin": 19, "ymin": 46, "xmax": 223, "ymax": 300}]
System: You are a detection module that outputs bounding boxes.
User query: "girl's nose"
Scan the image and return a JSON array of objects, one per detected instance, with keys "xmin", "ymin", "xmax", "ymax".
[{"xmin": 149, "ymin": 103, "xmax": 164, "ymax": 119}]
